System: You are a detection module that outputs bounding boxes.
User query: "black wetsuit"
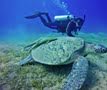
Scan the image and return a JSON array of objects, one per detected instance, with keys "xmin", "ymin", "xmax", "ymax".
[
  {"xmin": 25, "ymin": 12, "xmax": 85, "ymax": 36},
  {"xmin": 38, "ymin": 13, "xmax": 77, "ymax": 36}
]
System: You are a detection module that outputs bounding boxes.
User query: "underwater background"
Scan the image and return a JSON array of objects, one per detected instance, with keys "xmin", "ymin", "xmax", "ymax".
[
  {"xmin": 0, "ymin": 0, "xmax": 107, "ymax": 90},
  {"xmin": 0, "ymin": 0, "xmax": 107, "ymax": 42}
]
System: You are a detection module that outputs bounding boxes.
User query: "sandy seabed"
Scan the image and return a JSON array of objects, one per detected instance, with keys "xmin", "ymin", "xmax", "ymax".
[{"xmin": 0, "ymin": 32, "xmax": 107, "ymax": 90}]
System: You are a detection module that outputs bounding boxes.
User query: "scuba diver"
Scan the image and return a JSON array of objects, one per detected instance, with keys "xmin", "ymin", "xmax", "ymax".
[{"xmin": 25, "ymin": 12, "xmax": 85, "ymax": 36}]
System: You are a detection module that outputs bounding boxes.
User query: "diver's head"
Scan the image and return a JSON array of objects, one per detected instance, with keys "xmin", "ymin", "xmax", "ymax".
[
  {"xmin": 75, "ymin": 15, "xmax": 86, "ymax": 30},
  {"xmin": 54, "ymin": 15, "xmax": 74, "ymax": 21}
]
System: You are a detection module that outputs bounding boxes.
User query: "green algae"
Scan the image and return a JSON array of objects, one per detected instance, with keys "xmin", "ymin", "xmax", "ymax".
[
  {"xmin": 0, "ymin": 46, "xmax": 66, "ymax": 90},
  {"xmin": 0, "ymin": 32, "xmax": 107, "ymax": 90}
]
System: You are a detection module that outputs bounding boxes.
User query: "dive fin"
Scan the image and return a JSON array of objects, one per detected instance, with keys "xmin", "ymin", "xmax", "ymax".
[
  {"xmin": 25, "ymin": 11, "xmax": 41, "ymax": 19},
  {"xmin": 25, "ymin": 12, "xmax": 48, "ymax": 19},
  {"xmin": 25, "ymin": 14, "xmax": 39, "ymax": 19}
]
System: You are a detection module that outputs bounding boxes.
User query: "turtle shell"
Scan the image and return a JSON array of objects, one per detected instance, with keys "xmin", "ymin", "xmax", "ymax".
[{"xmin": 31, "ymin": 37, "xmax": 85, "ymax": 65}]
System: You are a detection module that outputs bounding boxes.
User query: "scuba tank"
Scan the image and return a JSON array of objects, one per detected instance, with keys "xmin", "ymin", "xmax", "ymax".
[{"xmin": 54, "ymin": 15, "xmax": 74, "ymax": 21}]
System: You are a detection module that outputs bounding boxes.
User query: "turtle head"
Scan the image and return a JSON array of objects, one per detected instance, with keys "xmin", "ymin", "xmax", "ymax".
[
  {"xmin": 94, "ymin": 44, "xmax": 107, "ymax": 53},
  {"xmin": 85, "ymin": 43, "xmax": 107, "ymax": 54}
]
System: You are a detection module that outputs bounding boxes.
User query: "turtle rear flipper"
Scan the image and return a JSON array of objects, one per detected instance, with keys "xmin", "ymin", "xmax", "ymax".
[
  {"xmin": 62, "ymin": 56, "xmax": 88, "ymax": 90},
  {"xmin": 19, "ymin": 55, "xmax": 32, "ymax": 65}
]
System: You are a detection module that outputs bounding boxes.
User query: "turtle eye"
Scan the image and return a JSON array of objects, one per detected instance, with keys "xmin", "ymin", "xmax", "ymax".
[
  {"xmin": 102, "ymin": 48, "xmax": 107, "ymax": 53},
  {"xmin": 100, "ymin": 48, "xmax": 105, "ymax": 53}
]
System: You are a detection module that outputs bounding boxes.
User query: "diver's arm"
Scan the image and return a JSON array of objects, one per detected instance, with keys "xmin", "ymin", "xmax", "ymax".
[
  {"xmin": 74, "ymin": 29, "xmax": 78, "ymax": 35},
  {"xmin": 66, "ymin": 21, "xmax": 75, "ymax": 37}
]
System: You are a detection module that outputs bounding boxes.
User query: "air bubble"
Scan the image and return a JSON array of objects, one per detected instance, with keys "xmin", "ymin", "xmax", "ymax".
[{"xmin": 52, "ymin": 0, "xmax": 70, "ymax": 14}]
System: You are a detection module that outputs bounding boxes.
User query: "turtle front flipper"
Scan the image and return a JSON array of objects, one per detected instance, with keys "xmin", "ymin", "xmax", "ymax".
[
  {"xmin": 62, "ymin": 56, "xmax": 88, "ymax": 90},
  {"xmin": 24, "ymin": 37, "xmax": 57, "ymax": 52},
  {"xmin": 19, "ymin": 55, "xmax": 32, "ymax": 65}
]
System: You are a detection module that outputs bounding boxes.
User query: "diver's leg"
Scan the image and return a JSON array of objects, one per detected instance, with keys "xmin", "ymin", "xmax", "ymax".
[
  {"xmin": 37, "ymin": 12, "xmax": 52, "ymax": 23},
  {"xmin": 39, "ymin": 15, "xmax": 51, "ymax": 27},
  {"xmin": 25, "ymin": 11, "xmax": 57, "ymax": 29},
  {"xmin": 25, "ymin": 12, "xmax": 51, "ymax": 20},
  {"xmin": 39, "ymin": 15, "xmax": 58, "ymax": 29},
  {"xmin": 44, "ymin": 13, "xmax": 52, "ymax": 23},
  {"xmin": 25, "ymin": 14, "xmax": 55, "ymax": 29},
  {"xmin": 39, "ymin": 15, "xmax": 48, "ymax": 24},
  {"xmin": 25, "ymin": 13, "xmax": 52, "ymax": 27}
]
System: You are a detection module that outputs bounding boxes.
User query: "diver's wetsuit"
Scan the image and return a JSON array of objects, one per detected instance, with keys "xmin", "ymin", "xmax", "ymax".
[
  {"xmin": 38, "ymin": 13, "xmax": 76, "ymax": 36},
  {"xmin": 25, "ymin": 12, "xmax": 85, "ymax": 36}
]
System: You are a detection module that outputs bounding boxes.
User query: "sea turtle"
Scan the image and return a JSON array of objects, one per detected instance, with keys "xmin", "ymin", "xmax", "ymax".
[{"xmin": 18, "ymin": 36, "xmax": 107, "ymax": 90}]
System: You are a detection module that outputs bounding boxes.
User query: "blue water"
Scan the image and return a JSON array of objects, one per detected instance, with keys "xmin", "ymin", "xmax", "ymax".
[{"xmin": 0, "ymin": 0, "xmax": 107, "ymax": 42}]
